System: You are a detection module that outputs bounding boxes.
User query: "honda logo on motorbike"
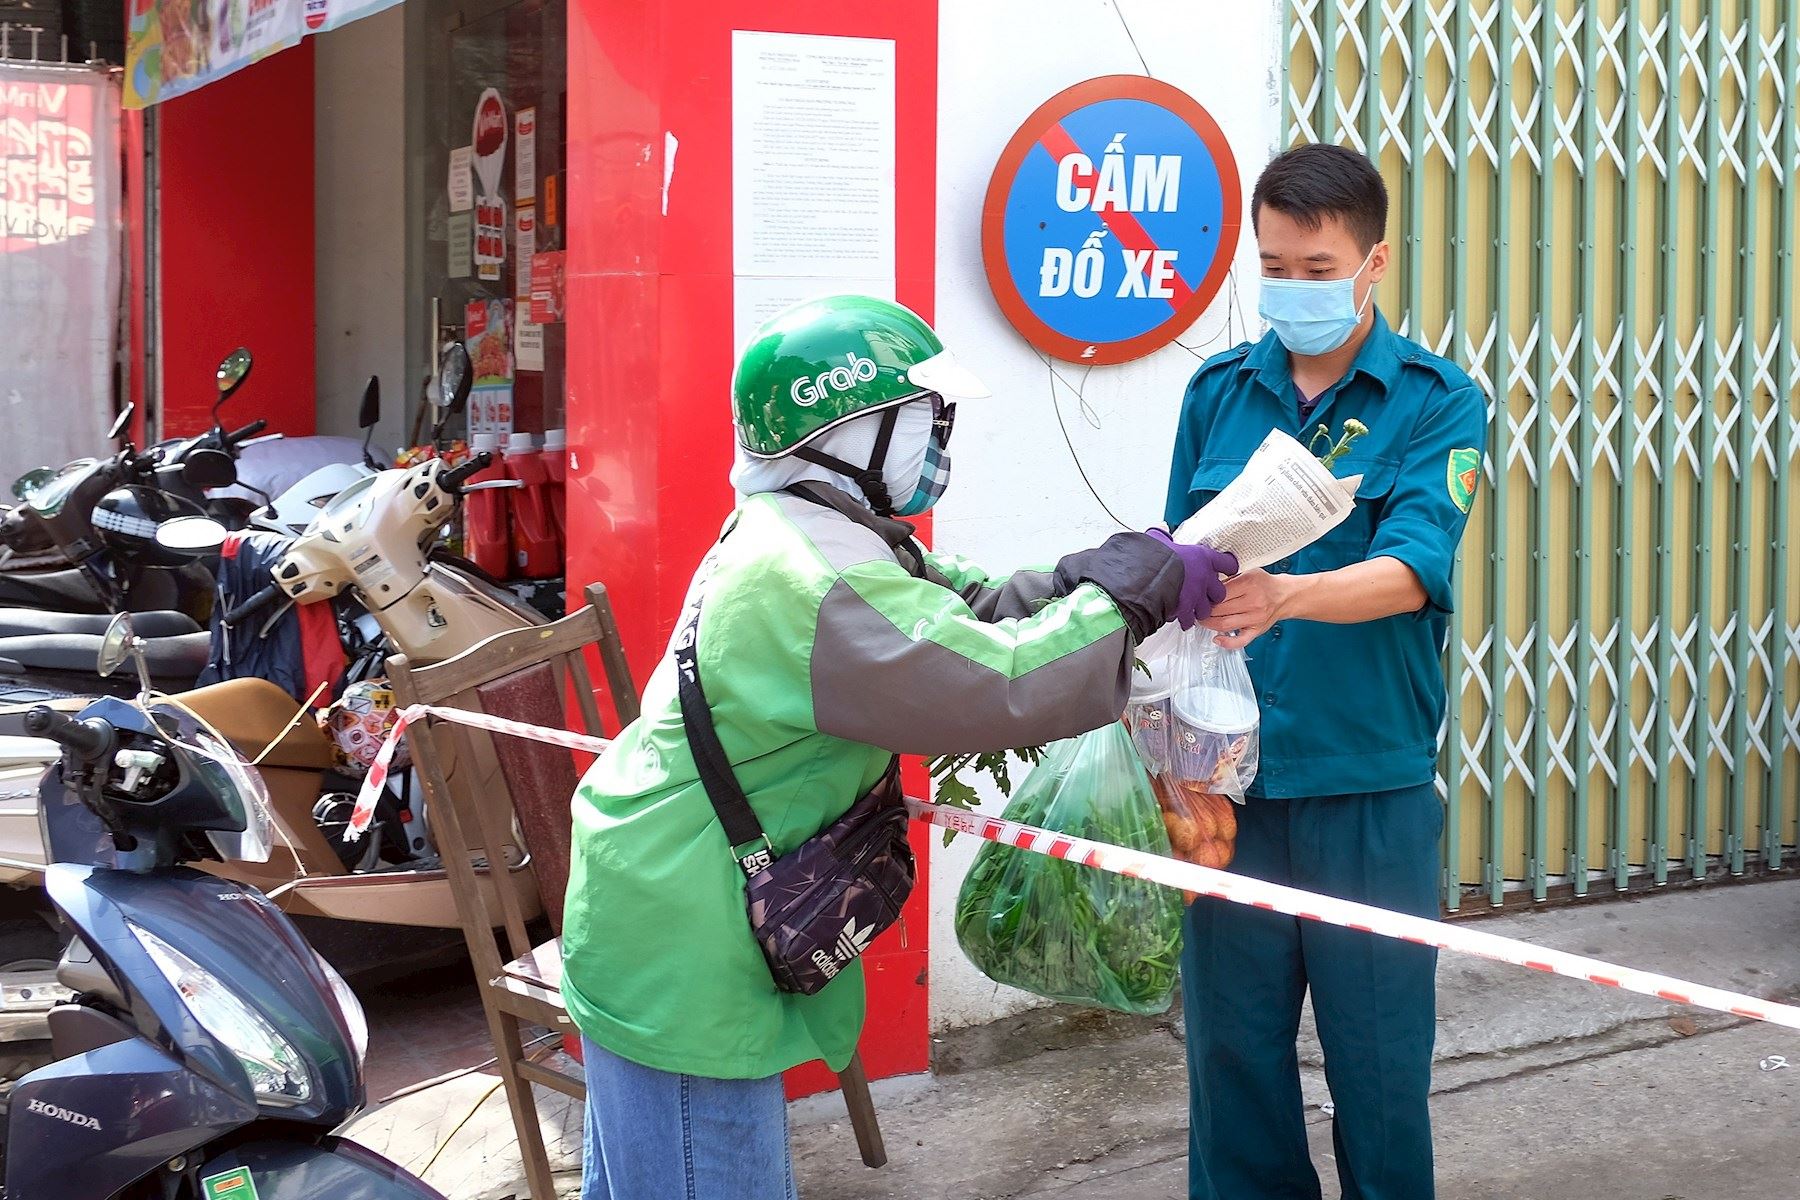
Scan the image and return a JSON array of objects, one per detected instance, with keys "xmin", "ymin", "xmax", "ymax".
[
  {"xmin": 26, "ymin": 1098, "xmax": 101, "ymax": 1130},
  {"xmin": 790, "ymin": 354, "xmax": 878, "ymax": 407}
]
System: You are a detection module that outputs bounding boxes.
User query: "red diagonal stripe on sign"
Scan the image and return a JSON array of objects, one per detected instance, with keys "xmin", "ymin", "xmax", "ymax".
[{"xmin": 1037, "ymin": 122, "xmax": 1194, "ymax": 311}]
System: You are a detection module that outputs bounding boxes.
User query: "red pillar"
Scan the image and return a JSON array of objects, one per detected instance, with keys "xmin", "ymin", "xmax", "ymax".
[
  {"xmin": 153, "ymin": 44, "xmax": 317, "ymax": 438},
  {"xmin": 564, "ymin": 0, "xmax": 938, "ymax": 1093}
]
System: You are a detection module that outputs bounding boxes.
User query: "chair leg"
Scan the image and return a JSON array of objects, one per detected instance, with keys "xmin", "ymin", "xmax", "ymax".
[
  {"xmin": 834, "ymin": 1052, "xmax": 886, "ymax": 1169},
  {"xmin": 490, "ymin": 1006, "xmax": 560, "ymax": 1198}
]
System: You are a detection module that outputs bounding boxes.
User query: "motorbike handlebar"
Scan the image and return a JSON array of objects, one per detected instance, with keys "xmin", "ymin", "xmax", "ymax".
[
  {"xmin": 223, "ymin": 419, "xmax": 268, "ymax": 447},
  {"xmin": 437, "ymin": 452, "xmax": 494, "ymax": 495},
  {"xmin": 24, "ymin": 707, "xmax": 112, "ymax": 762},
  {"xmin": 223, "ymin": 582, "xmax": 284, "ymax": 627}
]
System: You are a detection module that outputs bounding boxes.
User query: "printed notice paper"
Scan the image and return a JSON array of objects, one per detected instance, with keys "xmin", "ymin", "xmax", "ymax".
[
  {"xmin": 447, "ymin": 212, "xmax": 473, "ymax": 279},
  {"xmin": 732, "ymin": 276, "xmax": 893, "ymax": 361},
  {"xmin": 448, "ymin": 147, "xmax": 474, "ymax": 213},
  {"xmin": 730, "ymin": 31, "xmax": 895, "ymax": 278}
]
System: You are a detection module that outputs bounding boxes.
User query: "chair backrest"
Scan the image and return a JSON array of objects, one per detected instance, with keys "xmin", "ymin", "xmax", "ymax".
[{"xmin": 387, "ymin": 583, "xmax": 638, "ymax": 971}]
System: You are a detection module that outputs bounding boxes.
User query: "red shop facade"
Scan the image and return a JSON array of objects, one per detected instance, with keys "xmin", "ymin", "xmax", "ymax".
[{"xmin": 136, "ymin": 0, "xmax": 941, "ymax": 1095}]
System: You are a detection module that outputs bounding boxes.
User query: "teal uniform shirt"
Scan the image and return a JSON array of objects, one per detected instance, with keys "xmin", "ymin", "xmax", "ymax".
[{"xmin": 1164, "ymin": 312, "xmax": 1489, "ymax": 799}]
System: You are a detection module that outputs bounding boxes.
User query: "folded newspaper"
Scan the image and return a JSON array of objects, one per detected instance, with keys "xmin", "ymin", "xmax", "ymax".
[{"xmin": 1172, "ymin": 430, "xmax": 1362, "ymax": 570}]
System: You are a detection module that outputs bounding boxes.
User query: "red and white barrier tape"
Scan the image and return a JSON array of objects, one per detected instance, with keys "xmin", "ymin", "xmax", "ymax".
[
  {"xmin": 348, "ymin": 703, "xmax": 611, "ymax": 839},
  {"xmin": 908, "ymin": 799, "xmax": 1800, "ymax": 1030},
  {"xmin": 352, "ymin": 708, "xmax": 1800, "ymax": 1031}
]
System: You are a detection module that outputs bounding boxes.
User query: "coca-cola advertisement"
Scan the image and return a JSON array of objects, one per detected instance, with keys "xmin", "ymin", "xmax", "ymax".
[
  {"xmin": 470, "ymin": 87, "xmax": 508, "ymax": 282},
  {"xmin": 471, "ymin": 88, "xmax": 508, "ymax": 195}
]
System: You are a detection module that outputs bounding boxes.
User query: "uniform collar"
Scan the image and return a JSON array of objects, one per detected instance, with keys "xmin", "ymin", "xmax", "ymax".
[{"xmin": 1239, "ymin": 310, "xmax": 1405, "ymax": 398}]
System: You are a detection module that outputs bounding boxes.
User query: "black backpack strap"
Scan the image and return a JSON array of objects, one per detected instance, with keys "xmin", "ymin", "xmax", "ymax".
[{"xmin": 674, "ymin": 597, "xmax": 774, "ymax": 876}]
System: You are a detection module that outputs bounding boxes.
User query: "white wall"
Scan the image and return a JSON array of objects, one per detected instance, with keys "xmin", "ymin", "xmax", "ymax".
[
  {"xmin": 314, "ymin": 6, "xmax": 410, "ymax": 454},
  {"xmin": 930, "ymin": 0, "xmax": 1284, "ymax": 1032}
]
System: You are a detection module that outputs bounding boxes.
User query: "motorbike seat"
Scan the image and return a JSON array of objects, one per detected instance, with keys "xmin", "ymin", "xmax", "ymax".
[
  {"xmin": 0, "ymin": 567, "xmax": 105, "ymax": 614},
  {"xmin": 0, "ymin": 608, "xmax": 202, "ymax": 639},
  {"xmin": 179, "ymin": 677, "xmax": 337, "ymax": 771},
  {"xmin": 0, "ymin": 630, "xmax": 210, "ymax": 678}
]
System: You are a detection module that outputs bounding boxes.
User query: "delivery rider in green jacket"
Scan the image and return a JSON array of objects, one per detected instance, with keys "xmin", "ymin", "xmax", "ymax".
[{"xmin": 563, "ymin": 294, "xmax": 1237, "ymax": 1200}]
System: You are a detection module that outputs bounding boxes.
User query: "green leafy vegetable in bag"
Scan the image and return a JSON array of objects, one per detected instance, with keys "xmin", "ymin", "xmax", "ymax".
[{"xmin": 953, "ymin": 723, "xmax": 1184, "ymax": 1015}]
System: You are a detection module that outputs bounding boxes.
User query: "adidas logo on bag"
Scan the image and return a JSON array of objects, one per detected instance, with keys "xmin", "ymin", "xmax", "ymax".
[
  {"xmin": 835, "ymin": 917, "xmax": 874, "ymax": 962},
  {"xmin": 808, "ymin": 917, "xmax": 876, "ymax": 981}
]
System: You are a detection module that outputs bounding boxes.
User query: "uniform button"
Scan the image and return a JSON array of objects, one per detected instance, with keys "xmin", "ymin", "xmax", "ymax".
[
  {"xmin": 1270, "ymin": 626, "xmax": 1283, "ymax": 639},
  {"xmin": 1264, "ymin": 692, "xmax": 1278, "ymax": 706}
]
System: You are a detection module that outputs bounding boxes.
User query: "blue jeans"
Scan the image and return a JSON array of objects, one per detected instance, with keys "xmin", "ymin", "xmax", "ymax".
[
  {"xmin": 1183, "ymin": 786, "xmax": 1442, "ymax": 1200},
  {"xmin": 580, "ymin": 1036, "xmax": 798, "ymax": 1200}
]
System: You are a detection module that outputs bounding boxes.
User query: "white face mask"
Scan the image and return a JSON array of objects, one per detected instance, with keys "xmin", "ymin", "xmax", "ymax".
[{"xmin": 1257, "ymin": 244, "xmax": 1378, "ymax": 356}]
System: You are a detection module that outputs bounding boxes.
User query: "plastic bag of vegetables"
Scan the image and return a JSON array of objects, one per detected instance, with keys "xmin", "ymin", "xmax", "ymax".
[{"xmin": 953, "ymin": 722, "xmax": 1184, "ymax": 1015}]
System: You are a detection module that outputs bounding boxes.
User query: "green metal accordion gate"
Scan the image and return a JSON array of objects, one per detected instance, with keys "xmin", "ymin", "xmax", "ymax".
[{"xmin": 1282, "ymin": 0, "xmax": 1800, "ymax": 909}]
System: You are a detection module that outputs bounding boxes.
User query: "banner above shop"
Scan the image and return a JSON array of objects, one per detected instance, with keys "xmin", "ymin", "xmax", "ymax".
[
  {"xmin": 124, "ymin": 0, "xmax": 404, "ymax": 109},
  {"xmin": 982, "ymin": 76, "xmax": 1242, "ymax": 366},
  {"xmin": 0, "ymin": 64, "xmax": 122, "ymax": 490}
]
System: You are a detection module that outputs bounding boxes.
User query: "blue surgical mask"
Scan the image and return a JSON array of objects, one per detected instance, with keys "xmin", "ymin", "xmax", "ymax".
[
  {"xmin": 1258, "ymin": 246, "xmax": 1378, "ymax": 356},
  {"xmin": 894, "ymin": 398, "xmax": 955, "ymax": 516}
]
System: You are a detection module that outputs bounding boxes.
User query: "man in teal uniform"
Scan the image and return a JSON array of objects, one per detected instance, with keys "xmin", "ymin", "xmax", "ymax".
[{"xmin": 1165, "ymin": 144, "xmax": 1488, "ymax": 1200}]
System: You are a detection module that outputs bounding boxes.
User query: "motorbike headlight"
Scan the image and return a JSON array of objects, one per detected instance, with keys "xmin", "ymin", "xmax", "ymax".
[
  {"xmin": 129, "ymin": 924, "xmax": 312, "ymax": 1107},
  {"xmin": 314, "ymin": 950, "xmax": 369, "ymax": 1067}
]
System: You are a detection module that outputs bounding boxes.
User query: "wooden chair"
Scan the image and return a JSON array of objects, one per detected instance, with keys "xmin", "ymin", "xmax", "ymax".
[{"xmin": 387, "ymin": 583, "xmax": 886, "ymax": 1198}]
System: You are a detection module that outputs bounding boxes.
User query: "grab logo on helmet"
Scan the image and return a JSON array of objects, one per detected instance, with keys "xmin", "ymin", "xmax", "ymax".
[{"xmin": 790, "ymin": 353, "xmax": 878, "ymax": 407}]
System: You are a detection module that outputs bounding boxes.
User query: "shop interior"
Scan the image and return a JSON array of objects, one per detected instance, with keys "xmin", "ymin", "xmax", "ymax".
[{"xmin": 311, "ymin": 0, "xmax": 567, "ymax": 599}]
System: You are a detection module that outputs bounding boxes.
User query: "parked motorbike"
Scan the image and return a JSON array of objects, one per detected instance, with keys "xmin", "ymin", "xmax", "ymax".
[
  {"xmin": 0, "ymin": 351, "xmax": 272, "ymax": 712},
  {"xmin": 6, "ymin": 648, "xmax": 441, "ymax": 1198},
  {"xmin": 0, "ymin": 345, "xmax": 547, "ymax": 946},
  {"xmin": 0, "ymin": 364, "xmax": 390, "ymax": 710},
  {"xmin": 0, "ymin": 349, "xmax": 267, "ymax": 616}
]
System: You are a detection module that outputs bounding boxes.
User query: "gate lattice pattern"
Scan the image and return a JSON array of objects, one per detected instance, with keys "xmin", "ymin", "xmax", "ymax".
[{"xmin": 1283, "ymin": 0, "xmax": 1800, "ymax": 909}]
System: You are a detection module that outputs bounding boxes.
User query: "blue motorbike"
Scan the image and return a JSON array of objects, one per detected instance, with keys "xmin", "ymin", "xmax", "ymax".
[{"xmin": 4, "ymin": 617, "xmax": 442, "ymax": 1199}]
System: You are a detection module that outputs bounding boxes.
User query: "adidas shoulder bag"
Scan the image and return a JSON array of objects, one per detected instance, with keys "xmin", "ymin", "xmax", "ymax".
[{"xmin": 674, "ymin": 596, "xmax": 916, "ymax": 996}]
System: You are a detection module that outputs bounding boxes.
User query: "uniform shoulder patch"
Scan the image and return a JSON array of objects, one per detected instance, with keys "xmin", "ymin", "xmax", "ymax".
[{"xmin": 1447, "ymin": 447, "xmax": 1481, "ymax": 512}]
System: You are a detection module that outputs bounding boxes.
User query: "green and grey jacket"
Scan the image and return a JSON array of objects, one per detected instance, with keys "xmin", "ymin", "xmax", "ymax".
[{"xmin": 562, "ymin": 483, "xmax": 1182, "ymax": 1080}]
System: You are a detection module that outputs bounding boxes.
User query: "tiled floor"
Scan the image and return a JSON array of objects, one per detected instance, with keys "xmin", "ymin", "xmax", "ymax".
[{"xmin": 357, "ymin": 960, "xmax": 498, "ymax": 1102}]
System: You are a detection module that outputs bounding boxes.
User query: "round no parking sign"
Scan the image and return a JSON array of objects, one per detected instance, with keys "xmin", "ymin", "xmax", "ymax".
[{"xmin": 982, "ymin": 77, "xmax": 1242, "ymax": 366}]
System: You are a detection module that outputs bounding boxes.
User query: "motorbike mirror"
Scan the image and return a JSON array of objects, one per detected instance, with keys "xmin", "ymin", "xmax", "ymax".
[
  {"xmin": 437, "ymin": 342, "xmax": 472, "ymax": 418},
  {"xmin": 215, "ymin": 348, "xmax": 253, "ymax": 407},
  {"xmin": 10, "ymin": 467, "xmax": 53, "ymax": 500},
  {"xmin": 359, "ymin": 376, "xmax": 381, "ymax": 429},
  {"xmin": 181, "ymin": 448, "xmax": 238, "ymax": 490},
  {"xmin": 107, "ymin": 402, "xmax": 135, "ymax": 442},
  {"xmin": 97, "ymin": 614, "xmax": 151, "ymax": 701},
  {"xmin": 156, "ymin": 515, "xmax": 229, "ymax": 558}
]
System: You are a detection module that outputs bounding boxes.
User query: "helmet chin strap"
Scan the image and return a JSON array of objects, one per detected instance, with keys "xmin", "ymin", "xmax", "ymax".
[{"xmin": 791, "ymin": 405, "xmax": 901, "ymax": 515}]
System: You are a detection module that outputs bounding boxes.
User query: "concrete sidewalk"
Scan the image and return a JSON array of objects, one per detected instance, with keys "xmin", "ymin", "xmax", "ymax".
[{"xmin": 344, "ymin": 877, "xmax": 1800, "ymax": 1198}]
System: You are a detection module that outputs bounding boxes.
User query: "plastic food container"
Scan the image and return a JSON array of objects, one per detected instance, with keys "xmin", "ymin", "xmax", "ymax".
[{"xmin": 1170, "ymin": 683, "xmax": 1261, "ymax": 795}]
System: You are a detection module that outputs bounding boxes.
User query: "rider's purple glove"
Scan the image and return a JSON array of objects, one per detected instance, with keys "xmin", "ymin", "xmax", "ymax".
[{"xmin": 1146, "ymin": 529, "xmax": 1238, "ymax": 630}]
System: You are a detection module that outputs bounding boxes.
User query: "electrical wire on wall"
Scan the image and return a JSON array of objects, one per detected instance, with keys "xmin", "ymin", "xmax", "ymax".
[
  {"xmin": 1044, "ymin": 270, "xmax": 1249, "ymax": 530},
  {"xmin": 1039, "ymin": 1, "xmax": 1257, "ymax": 531},
  {"xmin": 1110, "ymin": 0, "xmax": 1155, "ymax": 76}
]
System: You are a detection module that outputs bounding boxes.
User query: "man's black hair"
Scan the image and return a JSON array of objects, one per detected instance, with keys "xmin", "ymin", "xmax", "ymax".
[{"xmin": 1251, "ymin": 143, "xmax": 1389, "ymax": 251}]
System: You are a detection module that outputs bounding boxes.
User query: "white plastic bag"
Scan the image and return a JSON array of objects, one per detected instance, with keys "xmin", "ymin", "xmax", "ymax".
[{"xmin": 1126, "ymin": 626, "xmax": 1259, "ymax": 798}]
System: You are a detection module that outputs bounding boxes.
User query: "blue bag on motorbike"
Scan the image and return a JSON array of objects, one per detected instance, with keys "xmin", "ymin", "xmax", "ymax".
[{"xmin": 199, "ymin": 530, "xmax": 346, "ymax": 701}]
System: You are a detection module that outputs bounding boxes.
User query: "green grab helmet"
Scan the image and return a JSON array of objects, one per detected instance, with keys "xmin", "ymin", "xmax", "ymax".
[{"xmin": 733, "ymin": 294, "xmax": 990, "ymax": 459}]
